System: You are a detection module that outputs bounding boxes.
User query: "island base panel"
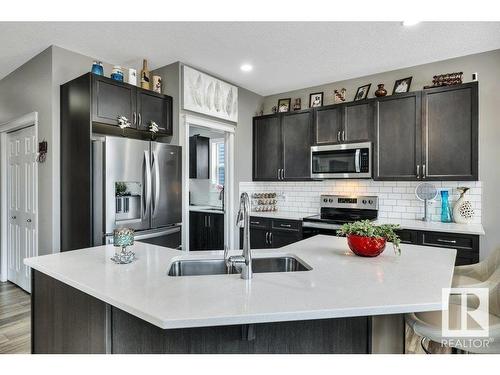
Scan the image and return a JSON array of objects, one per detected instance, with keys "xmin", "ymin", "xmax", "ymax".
[
  {"xmin": 111, "ymin": 308, "xmax": 370, "ymax": 354},
  {"xmin": 32, "ymin": 271, "xmax": 372, "ymax": 354}
]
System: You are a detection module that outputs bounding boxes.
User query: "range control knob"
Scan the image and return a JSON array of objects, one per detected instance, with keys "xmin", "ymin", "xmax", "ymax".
[
  {"xmin": 362, "ymin": 199, "xmax": 367, "ymax": 204},
  {"xmin": 368, "ymin": 199, "xmax": 373, "ymax": 204},
  {"xmin": 329, "ymin": 199, "xmax": 333, "ymax": 203},
  {"xmin": 323, "ymin": 199, "xmax": 328, "ymax": 203}
]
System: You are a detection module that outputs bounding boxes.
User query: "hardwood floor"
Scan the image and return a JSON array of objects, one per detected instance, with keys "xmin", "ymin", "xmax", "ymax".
[{"xmin": 0, "ymin": 281, "xmax": 31, "ymax": 354}]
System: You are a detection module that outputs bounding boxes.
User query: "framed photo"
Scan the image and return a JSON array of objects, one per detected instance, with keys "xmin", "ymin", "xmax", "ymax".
[
  {"xmin": 309, "ymin": 92, "xmax": 324, "ymax": 108},
  {"xmin": 392, "ymin": 77, "xmax": 412, "ymax": 94},
  {"xmin": 277, "ymin": 98, "xmax": 291, "ymax": 112},
  {"xmin": 354, "ymin": 84, "xmax": 371, "ymax": 101}
]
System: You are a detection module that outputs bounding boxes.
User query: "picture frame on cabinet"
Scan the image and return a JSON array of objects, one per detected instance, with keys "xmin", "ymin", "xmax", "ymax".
[
  {"xmin": 309, "ymin": 92, "xmax": 324, "ymax": 108},
  {"xmin": 392, "ymin": 77, "xmax": 412, "ymax": 94},
  {"xmin": 354, "ymin": 84, "xmax": 371, "ymax": 101},
  {"xmin": 277, "ymin": 98, "xmax": 291, "ymax": 112}
]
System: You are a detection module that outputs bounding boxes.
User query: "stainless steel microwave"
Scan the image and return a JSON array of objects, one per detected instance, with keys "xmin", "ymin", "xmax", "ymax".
[{"xmin": 311, "ymin": 142, "xmax": 372, "ymax": 179}]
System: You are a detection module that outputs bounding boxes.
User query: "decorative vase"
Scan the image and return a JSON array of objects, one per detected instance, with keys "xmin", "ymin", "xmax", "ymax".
[
  {"xmin": 140, "ymin": 59, "xmax": 150, "ymax": 90},
  {"xmin": 111, "ymin": 228, "xmax": 136, "ymax": 264},
  {"xmin": 111, "ymin": 66, "xmax": 124, "ymax": 82},
  {"xmin": 347, "ymin": 234, "xmax": 386, "ymax": 257},
  {"xmin": 152, "ymin": 75, "xmax": 162, "ymax": 93},
  {"xmin": 453, "ymin": 187, "xmax": 474, "ymax": 224},
  {"xmin": 374, "ymin": 84, "xmax": 387, "ymax": 97},
  {"xmin": 440, "ymin": 190, "xmax": 453, "ymax": 223},
  {"xmin": 128, "ymin": 68, "xmax": 137, "ymax": 86},
  {"xmin": 91, "ymin": 61, "xmax": 104, "ymax": 76}
]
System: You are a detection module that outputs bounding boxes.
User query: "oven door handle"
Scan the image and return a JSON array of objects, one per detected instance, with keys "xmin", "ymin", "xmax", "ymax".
[{"xmin": 355, "ymin": 149, "xmax": 361, "ymax": 173}]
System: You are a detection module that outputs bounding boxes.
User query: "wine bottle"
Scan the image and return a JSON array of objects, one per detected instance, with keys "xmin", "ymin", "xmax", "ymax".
[{"xmin": 140, "ymin": 59, "xmax": 150, "ymax": 90}]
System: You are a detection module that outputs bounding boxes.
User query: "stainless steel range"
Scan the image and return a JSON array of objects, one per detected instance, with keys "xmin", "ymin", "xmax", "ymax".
[{"xmin": 302, "ymin": 195, "xmax": 378, "ymax": 238}]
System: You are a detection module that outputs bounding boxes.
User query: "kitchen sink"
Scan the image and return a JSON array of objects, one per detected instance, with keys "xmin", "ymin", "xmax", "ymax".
[{"xmin": 167, "ymin": 256, "xmax": 312, "ymax": 277}]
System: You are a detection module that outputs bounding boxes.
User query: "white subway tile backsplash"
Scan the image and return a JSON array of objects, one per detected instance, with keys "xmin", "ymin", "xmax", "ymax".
[{"xmin": 240, "ymin": 180, "xmax": 482, "ymax": 224}]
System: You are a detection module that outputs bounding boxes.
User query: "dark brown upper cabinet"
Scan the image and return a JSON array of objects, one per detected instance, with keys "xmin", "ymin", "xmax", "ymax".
[
  {"xmin": 137, "ymin": 88, "xmax": 172, "ymax": 135},
  {"xmin": 92, "ymin": 75, "xmax": 137, "ymax": 127},
  {"xmin": 253, "ymin": 114, "xmax": 282, "ymax": 180},
  {"xmin": 343, "ymin": 100, "xmax": 375, "ymax": 142},
  {"xmin": 189, "ymin": 135, "xmax": 210, "ymax": 179},
  {"xmin": 314, "ymin": 105, "xmax": 343, "ymax": 144},
  {"xmin": 91, "ymin": 73, "xmax": 173, "ymax": 136},
  {"xmin": 253, "ymin": 110, "xmax": 312, "ymax": 181},
  {"xmin": 374, "ymin": 82, "xmax": 478, "ymax": 181},
  {"xmin": 313, "ymin": 100, "xmax": 374, "ymax": 145},
  {"xmin": 422, "ymin": 82, "xmax": 478, "ymax": 181},
  {"xmin": 374, "ymin": 92, "xmax": 422, "ymax": 180}
]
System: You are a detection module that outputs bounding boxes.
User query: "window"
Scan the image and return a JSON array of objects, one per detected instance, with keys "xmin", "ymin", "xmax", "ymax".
[{"xmin": 211, "ymin": 139, "xmax": 225, "ymax": 186}]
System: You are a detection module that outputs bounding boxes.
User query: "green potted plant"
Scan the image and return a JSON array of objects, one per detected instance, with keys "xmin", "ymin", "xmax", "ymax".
[{"xmin": 337, "ymin": 220, "xmax": 401, "ymax": 257}]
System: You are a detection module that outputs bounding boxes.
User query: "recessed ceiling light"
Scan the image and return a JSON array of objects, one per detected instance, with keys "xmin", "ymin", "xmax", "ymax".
[
  {"xmin": 240, "ymin": 64, "xmax": 253, "ymax": 72},
  {"xmin": 402, "ymin": 21, "xmax": 420, "ymax": 27}
]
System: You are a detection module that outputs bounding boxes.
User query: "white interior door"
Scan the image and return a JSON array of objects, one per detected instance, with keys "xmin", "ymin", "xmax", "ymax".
[{"xmin": 7, "ymin": 126, "xmax": 37, "ymax": 292}]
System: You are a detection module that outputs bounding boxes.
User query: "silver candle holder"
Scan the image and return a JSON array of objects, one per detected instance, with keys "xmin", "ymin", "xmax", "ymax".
[{"xmin": 111, "ymin": 228, "xmax": 136, "ymax": 264}]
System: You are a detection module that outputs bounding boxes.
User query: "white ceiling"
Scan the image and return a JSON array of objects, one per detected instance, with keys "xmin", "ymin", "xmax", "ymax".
[{"xmin": 1, "ymin": 22, "xmax": 500, "ymax": 96}]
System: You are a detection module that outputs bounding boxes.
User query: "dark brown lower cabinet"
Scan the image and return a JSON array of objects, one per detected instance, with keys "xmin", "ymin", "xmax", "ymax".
[
  {"xmin": 395, "ymin": 229, "xmax": 479, "ymax": 265},
  {"xmin": 240, "ymin": 217, "xmax": 302, "ymax": 249},
  {"xmin": 32, "ymin": 270, "xmax": 370, "ymax": 354},
  {"xmin": 190, "ymin": 211, "xmax": 224, "ymax": 251}
]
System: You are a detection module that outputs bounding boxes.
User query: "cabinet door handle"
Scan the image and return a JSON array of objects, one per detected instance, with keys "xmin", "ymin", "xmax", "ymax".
[
  {"xmin": 250, "ymin": 221, "xmax": 260, "ymax": 225},
  {"xmin": 436, "ymin": 238, "xmax": 457, "ymax": 244},
  {"xmin": 265, "ymin": 232, "xmax": 270, "ymax": 245},
  {"xmin": 422, "ymin": 164, "xmax": 426, "ymax": 179},
  {"xmin": 416, "ymin": 165, "xmax": 420, "ymax": 179},
  {"xmin": 342, "ymin": 130, "xmax": 345, "ymax": 142},
  {"xmin": 337, "ymin": 131, "xmax": 341, "ymax": 142},
  {"xmin": 280, "ymin": 224, "xmax": 292, "ymax": 228},
  {"xmin": 281, "ymin": 168, "xmax": 284, "ymax": 180},
  {"xmin": 133, "ymin": 112, "xmax": 136, "ymax": 125},
  {"xmin": 138, "ymin": 113, "xmax": 142, "ymax": 126},
  {"xmin": 269, "ymin": 232, "xmax": 273, "ymax": 245}
]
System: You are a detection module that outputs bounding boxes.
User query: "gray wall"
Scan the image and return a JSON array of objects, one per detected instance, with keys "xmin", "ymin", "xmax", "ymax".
[
  {"xmin": 0, "ymin": 47, "xmax": 54, "ymax": 256},
  {"xmin": 263, "ymin": 49, "xmax": 500, "ymax": 259},
  {"xmin": 0, "ymin": 45, "xmax": 115, "ymax": 257},
  {"xmin": 152, "ymin": 62, "xmax": 263, "ymax": 247}
]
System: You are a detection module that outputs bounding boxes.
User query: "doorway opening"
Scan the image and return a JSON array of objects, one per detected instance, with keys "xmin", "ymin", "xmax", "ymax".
[
  {"xmin": 0, "ymin": 112, "xmax": 39, "ymax": 292},
  {"xmin": 181, "ymin": 115, "xmax": 235, "ymax": 252}
]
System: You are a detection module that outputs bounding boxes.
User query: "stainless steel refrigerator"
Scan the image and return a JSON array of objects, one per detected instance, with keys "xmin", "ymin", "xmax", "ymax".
[{"xmin": 92, "ymin": 135, "xmax": 182, "ymax": 248}]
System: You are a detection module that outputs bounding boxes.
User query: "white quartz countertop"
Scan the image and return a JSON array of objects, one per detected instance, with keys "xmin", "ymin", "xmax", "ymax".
[
  {"xmin": 25, "ymin": 236, "xmax": 456, "ymax": 330},
  {"xmin": 251, "ymin": 211, "xmax": 485, "ymax": 235},
  {"xmin": 249, "ymin": 211, "xmax": 310, "ymax": 220},
  {"xmin": 189, "ymin": 205, "xmax": 224, "ymax": 214},
  {"xmin": 373, "ymin": 218, "xmax": 485, "ymax": 235}
]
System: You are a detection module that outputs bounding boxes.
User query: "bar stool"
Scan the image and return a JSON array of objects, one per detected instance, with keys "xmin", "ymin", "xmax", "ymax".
[
  {"xmin": 406, "ymin": 280, "xmax": 500, "ymax": 354},
  {"xmin": 452, "ymin": 247, "xmax": 500, "ymax": 288}
]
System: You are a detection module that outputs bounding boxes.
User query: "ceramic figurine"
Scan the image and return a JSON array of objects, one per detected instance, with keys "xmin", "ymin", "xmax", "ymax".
[
  {"xmin": 140, "ymin": 59, "xmax": 150, "ymax": 90},
  {"xmin": 152, "ymin": 75, "xmax": 162, "ymax": 93},
  {"xmin": 453, "ymin": 187, "xmax": 474, "ymax": 224},
  {"xmin": 334, "ymin": 88, "xmax": 347, "ymax": 103},
  {"xmin": 374, "ymin": 84, "xmax": 387, "ymax": 97}
]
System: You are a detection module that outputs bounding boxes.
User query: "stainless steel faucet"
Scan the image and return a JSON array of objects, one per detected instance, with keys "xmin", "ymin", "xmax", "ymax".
[{"xmin": 226, "ymin": 192, "xmax": 252, "ymax": 279}]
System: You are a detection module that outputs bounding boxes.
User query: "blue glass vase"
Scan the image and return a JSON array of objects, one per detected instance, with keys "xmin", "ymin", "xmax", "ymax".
[
  {"xmin": 440, "ymin": 190, "xmax": 452, "ymax": 223},
  {"xmin": 91, "ymin": 61, "xmax": 104, "ymax": 76}
]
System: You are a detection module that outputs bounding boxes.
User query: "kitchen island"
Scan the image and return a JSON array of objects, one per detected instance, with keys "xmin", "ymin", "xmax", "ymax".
[{"xmin": 25, "ymin": 235, "xmax": 456, "ymax": 354}]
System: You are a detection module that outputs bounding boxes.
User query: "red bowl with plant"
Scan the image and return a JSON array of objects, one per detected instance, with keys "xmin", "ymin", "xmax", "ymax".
[{"xmin": 337, "ymin": 220, "xmax": 401, "ymax": 257}]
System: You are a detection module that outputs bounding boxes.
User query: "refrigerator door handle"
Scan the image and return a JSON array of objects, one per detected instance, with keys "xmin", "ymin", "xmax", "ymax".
[
  {"xmin": 151, "ymin": 150, "xmax": 161, "ymax": 218},
  {"xmin": 143, "ymin": 150, "xmax": 152, "ymax": 218}
]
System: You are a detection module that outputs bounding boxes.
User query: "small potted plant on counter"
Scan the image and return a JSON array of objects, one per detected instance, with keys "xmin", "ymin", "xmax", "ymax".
[{"xmin": 337, "ymin": 220, "xmax": 401, "ymax": 257}]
